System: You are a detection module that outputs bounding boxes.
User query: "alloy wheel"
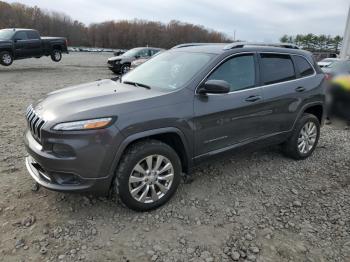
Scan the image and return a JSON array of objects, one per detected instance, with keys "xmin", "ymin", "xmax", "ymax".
[
  {"xmin": 128, "ymin": 154, "xmax": 174, "ymax": 204},
  {"xmin": 54, "ymin": 51, "xmax": 61, "ymax": 61},
  {"xmin": 122, "ymin": 65, "xmax": 130, "ymax": 74},
  {"xmin": 2, "ymin": 54, "xmax": 12, "ymax": 65},
  {"xmin": 298, "ymin": 121, "xmax": 318, "ymax": 154}
]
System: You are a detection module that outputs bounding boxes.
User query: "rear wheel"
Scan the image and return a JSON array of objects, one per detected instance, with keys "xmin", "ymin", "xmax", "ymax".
[
  {"xmin": 51, "ymin": 49, "xmax": 62, "ymax": 62},
  {"xmin": 114, "ymin": 140, "xmax": 181, "ymax": 211},
  {"xmin": 282, "ymin": 113, "xmax": 320, "ymax": 160},
  {"xmin": 0, "ymin": 51, "xmax": 13, "ymax": 66}
]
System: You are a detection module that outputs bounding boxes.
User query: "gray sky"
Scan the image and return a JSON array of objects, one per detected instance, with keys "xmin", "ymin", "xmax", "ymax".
[{"xmin": 6, "ymin": 0, "xmax": 350, "ymax": 41}]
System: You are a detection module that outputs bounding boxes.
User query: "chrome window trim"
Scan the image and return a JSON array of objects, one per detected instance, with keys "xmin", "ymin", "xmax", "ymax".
[{"xmin": 195, "ymin": 51, "xmax": 317, "ymax": 96}]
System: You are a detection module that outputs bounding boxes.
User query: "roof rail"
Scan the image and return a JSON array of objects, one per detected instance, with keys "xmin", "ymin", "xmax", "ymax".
[
  {"xmin": 172, "ymin": 43, "xmax": 224, "ymax": 49},
  {"xmin": 223, "ymin": 42, "xmax": 299, "ymax": 50}
]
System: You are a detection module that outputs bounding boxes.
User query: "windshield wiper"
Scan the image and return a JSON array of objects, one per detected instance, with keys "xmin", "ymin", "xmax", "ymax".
[{"xmin": 123, "ymin": 81, "xmax": 151, "ymax": 89}]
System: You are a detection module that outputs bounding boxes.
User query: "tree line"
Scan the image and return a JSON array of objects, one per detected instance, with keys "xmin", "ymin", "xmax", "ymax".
[
  {"xmin": 0, "ymin": 1, "xmax": 231, "ymax": 49},
  {"xmin": 280, "ymin": 34, "xmax": 343, "ymax": 53}
]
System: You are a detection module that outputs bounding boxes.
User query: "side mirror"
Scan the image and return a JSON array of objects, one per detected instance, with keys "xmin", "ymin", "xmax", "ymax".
[
  {"xmin": 135, "ymin": 55, "xmax": 140, "ymax": 59},
  {"xmin": 198, "ymin": 80, "xmax": 230, "ymax": 95}
]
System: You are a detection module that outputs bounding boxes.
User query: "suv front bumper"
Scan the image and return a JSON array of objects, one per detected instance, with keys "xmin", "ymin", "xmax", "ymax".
[{"xmin": 24, "ymin": 127, "xmax": 123, "ymax": 195}]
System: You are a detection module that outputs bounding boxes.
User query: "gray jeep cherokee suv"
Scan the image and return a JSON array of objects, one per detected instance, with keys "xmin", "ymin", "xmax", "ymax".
[{"xmin": 24, "ymin": 42, "xmax": 326, "ymax": 211}]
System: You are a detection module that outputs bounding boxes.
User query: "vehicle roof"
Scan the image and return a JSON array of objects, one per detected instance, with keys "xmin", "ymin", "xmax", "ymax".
[
  {"xmin": 2, "ymin": 28, "xmax": 37, "ymax": 32},
  {"xmin": 171, "ymin": 43, "xmax": 312, "ymax": 57},
  {"xmin": 131, "ymin": 47, "xmax": 164, "ymax": 50}
]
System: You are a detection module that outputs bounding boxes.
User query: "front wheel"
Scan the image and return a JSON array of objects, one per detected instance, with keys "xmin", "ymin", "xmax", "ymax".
[
  {"xmin": 51, "ymin": 49, "xmax": 62, "ymax": 62},
  {"xmin": 114, "ymin": 140, "xmax": 182, "ymax": 211},
  {"xmin": 120, "ymin": 64, "xmax": 130, "ymax": 74},
  {"xmin": 0, "ymin": 51, "xmax": 13, "ymax": 66},
  {"xmin": 282, "ymin": 113, "xmax": 320, "ymax": 160}
]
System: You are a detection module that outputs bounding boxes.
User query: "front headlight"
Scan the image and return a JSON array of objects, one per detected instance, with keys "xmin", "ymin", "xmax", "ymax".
[{"xmin": 53, "ymin": 117, "xmax": 113, "ymax": 131}]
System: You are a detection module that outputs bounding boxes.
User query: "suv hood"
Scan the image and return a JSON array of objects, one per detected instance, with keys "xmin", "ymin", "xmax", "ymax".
[{"xmin": 32, "ymin": 79, "xmax": 168, "ymax": 125}]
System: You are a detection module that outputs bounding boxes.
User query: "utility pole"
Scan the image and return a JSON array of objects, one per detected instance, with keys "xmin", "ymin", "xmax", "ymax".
[{"xmin": 340, "ymin": 5, "xmax": 350, "ymax": 59}]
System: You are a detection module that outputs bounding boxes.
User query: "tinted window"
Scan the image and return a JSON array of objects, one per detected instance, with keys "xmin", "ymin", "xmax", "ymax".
[
  {"xmin": 26, "ymin": 31, "xmax": 40, "ymax": 40},
  {"xmin": 14, "ymin": 31, "xmax": 27, "ymax": 40},
  {"xmin": 137, "ymin": 49, "xmax": 150, "ymax": 58},
  {"xmin": 294, "ymin": 56, "xmax": 314, "ymax": 77},
  {"xmin": 260, "ymin": 54, "xmax": 295, "ymax": 85},
  {"xmin": 208, "ymin": 54, "xmax": 255, "ymax": 92},
  {"xmin": 150, "ymin": 49, "xmax": 160, "ymax": 56}
]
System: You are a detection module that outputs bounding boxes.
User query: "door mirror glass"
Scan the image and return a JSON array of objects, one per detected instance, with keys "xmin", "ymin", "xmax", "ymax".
[{"xmin": 198, "ymin": 80, "xmax": 230, "ymax": 94}]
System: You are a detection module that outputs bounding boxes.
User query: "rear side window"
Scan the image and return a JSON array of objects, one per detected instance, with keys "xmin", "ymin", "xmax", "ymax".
[
  {"xmin": 26, "ymin": 31, "xmax": 40, "ymax": 40},
  {"xmin": 293, "ymin": 56, "xmax": 314, "ymax": 77},
  {"xmin": 208, "ymin": 54, "xmax": 255, "ymax": 92},
  {"xmin": 260, "ymin": 53, "xmax": 295, "ymax": 85},
  {"xmin": 150, "ymin": 49, "xmax": 160, "ymax": 56}
]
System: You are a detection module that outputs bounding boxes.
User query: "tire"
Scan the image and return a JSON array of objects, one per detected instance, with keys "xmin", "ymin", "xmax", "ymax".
[
  {"xmin": 282, "ymin": 113, "xmax": 320, "ymax": 160},
  {"xmin": 0, "ymin": 51, "xmax": 13, "ymax": 66},
  {"xmin": 114, "ymin": 139, "xmax": 182, "ymax": 211},
  {"xmin": 51, "ymin": 49, "xmax": 62, "ymax": 62},
  {"xmin": 120, "ymin": 64, "xmax": 130, "ymax": 74}
]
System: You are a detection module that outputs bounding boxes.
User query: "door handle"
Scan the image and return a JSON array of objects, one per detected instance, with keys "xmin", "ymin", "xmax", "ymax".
[
  {"xmin": 245, "ymin": 95, "xmax": 262, "ymax": 102},
  {"xmin": 295, "ymin": 86, "xmax": 306, "ymax": 92}
]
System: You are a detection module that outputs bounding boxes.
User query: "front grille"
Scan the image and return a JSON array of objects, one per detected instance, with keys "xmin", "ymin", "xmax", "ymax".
[{"xmin": 25, "ymin": 105, "xmax": 45, "ymax": 142}]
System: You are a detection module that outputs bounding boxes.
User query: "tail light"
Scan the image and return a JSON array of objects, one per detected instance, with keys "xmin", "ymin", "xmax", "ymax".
[{"xmin": 324, "ymin": 73, "xmax": 332, "ymax": 81}]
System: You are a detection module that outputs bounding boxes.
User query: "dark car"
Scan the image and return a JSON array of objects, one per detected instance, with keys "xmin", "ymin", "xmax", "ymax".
[
  {"xmin": 107, "ymin": 47, "xmax": 163, "ymax": 74},
  {"xmin": 0, "ymin": 28, "xmax": 68, "ymax": 66},
  {"xmin": 24, "ymin": 42, "xmax": 326, "ymax": 211}
]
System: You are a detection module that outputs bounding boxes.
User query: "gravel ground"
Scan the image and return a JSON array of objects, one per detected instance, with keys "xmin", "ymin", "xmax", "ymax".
[{"xmin": 0, "ymin": 53, "xmax": 349, "ymax": 262}]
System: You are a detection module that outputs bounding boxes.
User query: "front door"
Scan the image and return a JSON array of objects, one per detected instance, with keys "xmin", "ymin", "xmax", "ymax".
[
  {"xmin": 13, "ymin": 31, "xmax": 28, "ymax": 58},
  {"xmin": 194, "ymin": 53, "xmax": 268, "ymax": 157}
]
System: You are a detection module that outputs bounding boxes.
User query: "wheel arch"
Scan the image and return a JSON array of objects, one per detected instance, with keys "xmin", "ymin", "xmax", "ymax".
[
  {"xmin": 303, "ymin": 104, "xmax": 324, "ymax": 124},
  {"xmin": 52, "ymin": 45, "xmax": 62, "ymax": 51},
  {"xmin": 0, "ymin": 49, "xmax": 14, "ymax": 57},
  {"xmin": 110, "ymin": 127, "xmax": 193, "ymax": 178}
]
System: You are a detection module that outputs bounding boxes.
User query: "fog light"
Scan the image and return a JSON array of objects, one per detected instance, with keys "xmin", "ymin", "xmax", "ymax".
[{"xmin": 52, "ymin": 143, "xmax": 75, "ymax": 157}]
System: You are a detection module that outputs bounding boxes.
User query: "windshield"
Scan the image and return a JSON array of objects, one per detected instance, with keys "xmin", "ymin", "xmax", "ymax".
[
  {"xmin": 122, "ymin": 51, "xmax": 215, "ymax": 91},
  {"xmin": 0, "ymin": 29, "xmax": 15, "ymax": 40},
  {"xmin": 122, "ymin": 48, "xmax": 144, "ymax": 57}
]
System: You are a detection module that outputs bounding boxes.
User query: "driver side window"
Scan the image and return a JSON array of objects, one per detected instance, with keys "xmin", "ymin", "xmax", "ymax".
[
  {"xmin": 208, "ymin": 54, "xmax": 256, "ymax": 92},
  {"xmin": 138, "ymin": 49, "xmax": 150, "ymax": 58},
  {"xmin": 14, "ymin": 31, "xmax": 27, "ymax": 41}
]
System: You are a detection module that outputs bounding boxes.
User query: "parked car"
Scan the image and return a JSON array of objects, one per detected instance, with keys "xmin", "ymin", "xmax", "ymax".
[
  {"xmin": 107, "ymin": 47, "xmax": 163, "ymax": 74},
  {"xmin": 322, "ymin": 60, "xmax": 350, "ymax": 79},
  {"xmin": 24, "ymin": 42, "xmax": 326, "ymax": 211},
  {"xmin": 0, "ymin": 28, "xmax": 68, "ymax": 66},
  {"xmin": 317, "ymin": 58, "xmax": 340, "ymax": 68}
]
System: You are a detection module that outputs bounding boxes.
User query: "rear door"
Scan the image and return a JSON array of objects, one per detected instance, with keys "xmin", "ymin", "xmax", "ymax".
[
  {"xmin": 25, "ymin": 30, "xmax": 42, "ymax": 57},
  {"xmin": 194, "ymin": 53, "xmax": 269, "ymax": 157},
  {"xmin": 258, "ymin": 53, "xmax": 315, "ymax": 135}
]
